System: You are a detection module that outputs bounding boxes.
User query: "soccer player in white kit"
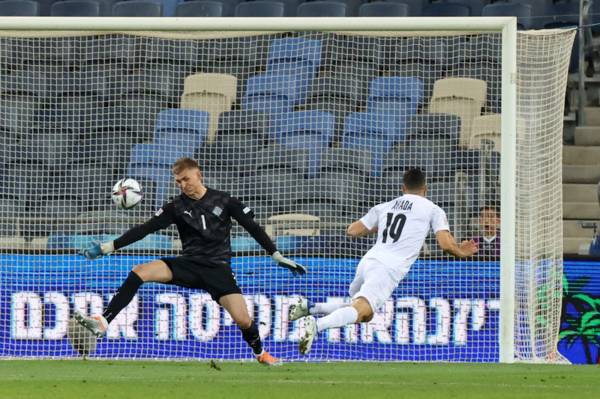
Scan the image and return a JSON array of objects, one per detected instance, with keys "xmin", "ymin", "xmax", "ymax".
[{"xmin": 291, "ymin": 168, "xmax": 479, "ymax": 355}]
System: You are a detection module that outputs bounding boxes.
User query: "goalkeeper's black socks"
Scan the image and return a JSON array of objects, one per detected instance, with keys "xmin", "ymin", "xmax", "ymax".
[
  {"xmin": 103, "ymin": 271, "xmax": 144, "ymax": 323},
  {"xmin": 241, "ymin": 321, "xmax": 263, "ymax": 355}
]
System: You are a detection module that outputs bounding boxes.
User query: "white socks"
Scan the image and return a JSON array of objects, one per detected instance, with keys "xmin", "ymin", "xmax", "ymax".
[
  {"xmin": 316, "ymin": 306, "xmax": 358, "ymax": 333},
  {"xmin": 310, "ymin": 301, "xmax": 348, "ymax": 316}
]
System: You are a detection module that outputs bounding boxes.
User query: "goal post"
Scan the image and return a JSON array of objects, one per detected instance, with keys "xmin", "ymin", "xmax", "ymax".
[{"xmin": 0, "ymin": 17, "xmax": 574, "ymax": 363}]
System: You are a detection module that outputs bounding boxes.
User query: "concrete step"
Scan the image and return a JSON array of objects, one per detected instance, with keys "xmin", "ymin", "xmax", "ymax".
[
  {"xmin": 563, "ymin": 146, "xmax": 600, "ymax": 165},
  {"xmin": 563, "ymin": 184, "xmax": 599, "ymax": 202},
  {"xmin": 574, "ymin": 127, "xmax": 600, "ymax": 146},
  {"xmin": 564, "ymin": 202, "xmax": 600, "ymax": 219},
  {"xmin": 563, "ymin": 165, "xmax": 600, "ymax": 183},
  {"xmin": 563, "ymin": 220, "xmax": 600, "ymax": 237},
  {"xmin": 564, "ymin": 237, "xmax": 593, "ymax": 255},
  {"xmin": 584, "ymin": 107, "xmax": 600, "ymax": 125}
]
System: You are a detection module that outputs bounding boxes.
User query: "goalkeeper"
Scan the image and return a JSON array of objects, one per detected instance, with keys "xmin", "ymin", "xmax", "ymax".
[{"xmin": 76, "ymin": 157, "xmax": 305, "ymax": 366}]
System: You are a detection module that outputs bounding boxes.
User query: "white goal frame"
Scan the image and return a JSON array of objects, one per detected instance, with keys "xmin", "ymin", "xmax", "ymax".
[{"xmin": 0, "ymin": 16, "xmax": 518, "ymax": 363}]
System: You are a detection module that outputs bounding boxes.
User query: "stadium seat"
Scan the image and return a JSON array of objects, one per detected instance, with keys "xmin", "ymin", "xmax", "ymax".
[
  {"xmin": 384, "ymin": 62, "xmax": 443, "ymax": 104},
  {"xmin": 423, "ymin": 2, "xmax": 470, "ymax": 16},
  {"xmin": 118, "ymin": 63, "xmax": 185, "ymax": 99},
  {"xmin": 368, "ymin": 76, "xmax": 424, "ymax": 117},
  {"xmin": 175, "ymin": 0, "xmax": 223, "ymax": 16},
  {"xmin": 469, "ymin": 114, "xmax": 501, "ymax": 152},
  {"xmin": 235, "ymin": 0, "xmax": 284, "ymax": 16},
  {"xmin": 384, "ymin": 0, "xmax": 423, "ymax": 16},
  {"xmin": 273, "ymin": 0, "xmax": 299, "ymax": 16},
  {"xmin": 320, "ymin": 147, "xmax": 373, "ymax": 176},
  {"xmin": 269, "ymin": 111, "xmax": 336, "ymax": 176},
  {"xmin": 359, "ymin": 2, "xmax": 408, "ymax": 17},
  {"xmin": 268, "ymin": 37, "xmax": 322, "ymax": 69},
  {"xmin": 20, "ymin": 133, "xmax": 77, "ymax": 168},
  {"xmin": 154, "ymin": 109, "xmax": 210, "ymax": 151},
  {"xmin": 112, "ymin": 0, "xmax": 162, "ymax": 16},
  {"xmin": 342, "ymin": 112, "xmax": 400, "ymax": 176},
  {"xmin": 512, "ymin": 0, "xmax": 550, "ymax": 28},
  {"xmin": 446, "ymin": 0, "xmax": 486, "ymax": 16},
  {"xmin": 446, "ymin": 61, "xmax": 500, "ymax": 113},
  {"xmin": 242, "ymin": 73, "xmax": 306, "ymax": 114},
  {"xmin": 296, "ymin": 1, "xmax": 346, "ymax": 16},
  {"xmin": 51, "ymin": 0, "xmax": 100, "ymax": 15},
  {"xmin": 482, "ymin": 3, "xmax": 533, "ymax": 30},
  {"xmin": 0, "ymin": 95, "xmax": 38, "ymax": 135},
  {"xmin": 0, "ymin": 0, "xmax": 40, "ymax": 15},
  {"xmin": 428, "ymin": 77, "xmax": 487, "ymax": 147},
  {"xmin": 180, "ymin": 73, "xmax": 237, "ymax": 143},
  {"xmin": 266, "ymin": 37, "xmax": 321, "ymax": 93},
  {"xmin": 406, "ymin": 113, "xmax": 461, "ymax": 143}
]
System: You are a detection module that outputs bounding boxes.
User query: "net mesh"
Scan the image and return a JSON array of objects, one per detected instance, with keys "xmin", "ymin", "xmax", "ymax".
[{"xmin": 0, "ymin": 28, "xmax": 574, "ymax": 362}]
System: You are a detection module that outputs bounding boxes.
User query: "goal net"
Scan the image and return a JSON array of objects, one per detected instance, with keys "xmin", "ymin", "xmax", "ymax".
[{"xmin": 0, "ymin": 19, "xmax": 574, "ymax": 363}]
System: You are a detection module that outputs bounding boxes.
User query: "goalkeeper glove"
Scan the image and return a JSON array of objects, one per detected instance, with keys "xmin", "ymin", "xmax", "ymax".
[
  {"xmin": 272, "ymin": 251, "xmax": 307, "ymax": 276},
  {"xmin": 79, "ymin": 241, "xmax": 114, "ymax": 260}
]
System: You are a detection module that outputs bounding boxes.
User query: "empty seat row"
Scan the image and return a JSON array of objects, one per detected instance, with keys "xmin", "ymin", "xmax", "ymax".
[{"xmin": 0, "ymin": 0, "xmax": 581, "ymax": 23}]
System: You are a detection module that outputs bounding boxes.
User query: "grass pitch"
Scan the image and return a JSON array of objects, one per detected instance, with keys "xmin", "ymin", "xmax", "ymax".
[{"xmin": 0, "ymin": 360, "xmax": 597, "ymax": 399}]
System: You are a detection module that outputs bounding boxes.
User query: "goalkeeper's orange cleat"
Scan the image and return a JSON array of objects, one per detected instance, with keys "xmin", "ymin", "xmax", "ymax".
[{"xmin": 255, "ymin": 350, "xmax": 281, "ymax": 366}]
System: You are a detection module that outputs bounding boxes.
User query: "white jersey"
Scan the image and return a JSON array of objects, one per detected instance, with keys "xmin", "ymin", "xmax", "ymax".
[{"xmin": 359, "ymin": 193, "xmax": 449, "ymax": 277}]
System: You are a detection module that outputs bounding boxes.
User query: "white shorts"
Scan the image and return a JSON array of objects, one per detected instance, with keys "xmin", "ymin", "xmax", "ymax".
[{"xmin": 348, "ymin": 258, "xmax": 406, "ymax": 312}]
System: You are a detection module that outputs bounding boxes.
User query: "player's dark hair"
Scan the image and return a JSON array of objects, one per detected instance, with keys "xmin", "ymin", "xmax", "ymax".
[
  {"xmin": 403, "ymin": 168, "xmax": 426, "ymax": 191},
  {"xmin": 172, "ymin": 157, "xmax": 200, "ymax": 174}
]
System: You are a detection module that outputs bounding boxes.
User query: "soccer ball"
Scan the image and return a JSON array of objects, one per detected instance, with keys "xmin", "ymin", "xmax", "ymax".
[{"xmin": 111, "ymin": 178, "xmax": 142, "ymax": 210}]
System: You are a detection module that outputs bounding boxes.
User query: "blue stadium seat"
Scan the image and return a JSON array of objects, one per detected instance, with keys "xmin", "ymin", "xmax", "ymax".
[
  {"xmin": 51, "ymin": 0, "xmax": 100, "ymax": 16},
  {"xmin": 324, "ymin": 0, "xmax": 361, "ymax": 16},
  {"xmin": 154, "ymin": 109, "xmax": 210, "ymax": 148},
  {"xmin": 297, "ymin": 1, "xmax": 346, "ymax": 16},
  {"xmin": 368, "ymin": 76, "xmax": 423, "ymax": 116},
  {"xmin": 384, "ymin": 0, "xmax": 423, "ymax": 16},
  {"xmin": 176, "ymin": 0, "xmax": 223, "ymax": 16},
  {"xmin": 271, "ymin": 0, "xmax": 299, "ymax": 15},
  {"xmin": 342, "ymin": 112, "xmax": 399, "ymax": 176},
  {"xmin": 423, "ymin": 2, "xmax": 470, "ymax": 16},
  {"xmin": 0, "ymin": 0, "xmax": 40, "ymax": 15},
  {"xmin": 158, "ymin": 0, "xmax": 178, "ymax": 16},
  {"xmin": 446, "ymin": 0, "xmax": 486, "ymax": 16},
  {"xmin": 235, "ymin": 0, "xmax": 284, "ymax": 16},
  {"xmin": 359, "ymin": 2, "xmax": 408, "ymax": 17},
  {"xmin": 482, "ymin": 3, "xmax": 533, "ymax": 30},
  {"xmin": 267, "ymin": 37, "xmax": 322, "ymax": 82},
  {"xmin": 512, "ymin": 0, "xmax": 549, "ymax": 28},
  {"xmin": 269, "ymin": 111, "xmax": 336, "ymax": 176},
  {"xmin": 243, "ymin": 73, "xmax": 308, "ymax": 113},
  {"xmin": 112, "ymin": 0, "xmax": 162, "ymax": 16}
]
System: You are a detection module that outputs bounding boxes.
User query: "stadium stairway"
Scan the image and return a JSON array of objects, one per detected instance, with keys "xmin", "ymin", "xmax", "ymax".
[{"xmin": 563, "ymin": 108, "xmax": 600, "ymax": 254}]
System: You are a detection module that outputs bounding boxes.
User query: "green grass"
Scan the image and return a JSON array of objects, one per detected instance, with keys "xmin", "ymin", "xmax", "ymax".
[{"xmin": 0, "ymin": 361, "xmax": 598, "ymax": 399}]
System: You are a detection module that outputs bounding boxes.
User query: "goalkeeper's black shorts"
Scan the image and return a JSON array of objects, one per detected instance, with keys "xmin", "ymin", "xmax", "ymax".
[{"xmin": 160, "ymin": 256, "xmax": 242, "ymax": 302}]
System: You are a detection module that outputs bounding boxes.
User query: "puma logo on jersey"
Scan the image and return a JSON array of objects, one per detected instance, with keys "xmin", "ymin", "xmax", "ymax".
[{"xmin": 184, "ymin": 210, "xmax": 193, "ymax": 217}]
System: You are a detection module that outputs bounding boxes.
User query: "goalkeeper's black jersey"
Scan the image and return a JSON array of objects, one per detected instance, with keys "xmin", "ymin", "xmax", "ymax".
[{"xmin": 113, "ymin": 188, "xmax": 277, "ymax": 265}]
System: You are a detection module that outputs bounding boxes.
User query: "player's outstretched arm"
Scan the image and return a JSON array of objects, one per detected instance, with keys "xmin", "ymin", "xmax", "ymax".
[
  {"xmin": 435, "ymin": 230, "xmax": 478, "ymax": 258},
  {"xmin": 79, "ymin": 205, "xmax": 175, "ymax": 260},
  {"xmin": 347, "ymin": 220, "xmax": 377, "ymax": 238}
]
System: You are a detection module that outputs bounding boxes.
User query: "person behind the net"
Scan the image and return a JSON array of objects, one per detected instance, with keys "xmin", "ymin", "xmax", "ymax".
[
  {"xmin": 290, "ymin": 168, "xmax": 478, "ymax": 355},
  {"xmin": 75, "ymin": 157, "xmax": 306, "ymax": 366}
]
